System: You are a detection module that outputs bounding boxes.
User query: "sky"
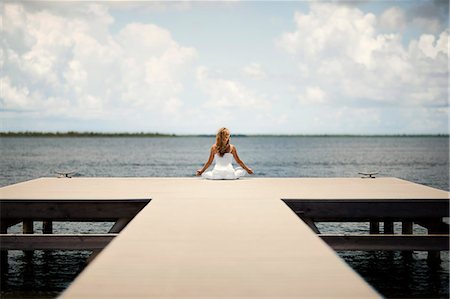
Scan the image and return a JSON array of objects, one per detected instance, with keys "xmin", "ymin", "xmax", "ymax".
[{"xmin": 1, "ymin": 1, "xmax": 449, "ymax": 135}]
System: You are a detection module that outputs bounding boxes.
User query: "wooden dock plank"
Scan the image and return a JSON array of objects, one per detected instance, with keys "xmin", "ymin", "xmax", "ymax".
[
  {"xmin": 1, "ymin": 177, "xmax": 447, "ymax": 201},
  {"xmin": 62, "ymin": 196, "xmax": 379, "ymax": 298},
  {"xmin": 2, "ymin": 177, "xmax": 448, "ymax": 298}
]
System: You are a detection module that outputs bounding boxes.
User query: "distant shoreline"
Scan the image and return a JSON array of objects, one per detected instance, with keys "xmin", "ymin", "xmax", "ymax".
[{"xmin": 0, "ymin": 131, "xmax": 448, "ymax": 138}]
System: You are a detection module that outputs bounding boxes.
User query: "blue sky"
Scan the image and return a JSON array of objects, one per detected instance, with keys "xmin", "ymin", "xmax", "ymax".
[{"xmin": 1, "ymin": 1, "xmax": 448, "ymax": 134}]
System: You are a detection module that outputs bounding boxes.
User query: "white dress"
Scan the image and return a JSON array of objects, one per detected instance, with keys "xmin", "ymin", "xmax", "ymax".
[{"xmin": 202, "ymin": 153, "xmax": 246, "ymax": 180}]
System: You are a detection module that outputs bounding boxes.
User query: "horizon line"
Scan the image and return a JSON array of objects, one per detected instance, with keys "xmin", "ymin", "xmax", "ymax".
[{"xmin": 0, "ymin": 131, "xmax": 449, "ymax": 137}]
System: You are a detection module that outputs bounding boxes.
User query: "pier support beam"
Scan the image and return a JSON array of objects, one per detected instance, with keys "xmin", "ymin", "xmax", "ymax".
[
  {"xmin": 384, "ymin": 221, "xmax": 394, "ymax": 234},
  {"xmin": 369, "ymin": 221, "xmax": 379, "ymax": 234},
  {"xmin": 427, "ymin": 221, "xmax": 442, "ymax": 263},
  {"xmin": 23, "ymin": 220, "xmax": 34, "ymax": 260},
  {"xmin": 23, "ymin": 220, "xmax": 34, "ymax": 234},
  {"xmin": 402, "ymin": 221, "xmax": 413, "ymax": 234},
  {"xmin": 43, "ymin": 221, "xmax": 53, "ymax": 234},
  {"xmin": 402, "ymin": 221, "xmax": 413, "ymax": 259}
]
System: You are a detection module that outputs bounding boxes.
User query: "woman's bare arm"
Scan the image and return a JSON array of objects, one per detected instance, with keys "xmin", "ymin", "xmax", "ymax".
[
  {"xmin": 231, "ymin": 145, "xmax": 253, "ymax": 174},
  {"xmin": 196, "ymin": 146, "xmax": 216, "ymax": 176}
]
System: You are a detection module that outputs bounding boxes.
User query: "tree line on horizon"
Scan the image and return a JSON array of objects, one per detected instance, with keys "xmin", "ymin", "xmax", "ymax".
[{"xmin": 0, "ymin": 131, "xmax": 448, "ymax": 137}]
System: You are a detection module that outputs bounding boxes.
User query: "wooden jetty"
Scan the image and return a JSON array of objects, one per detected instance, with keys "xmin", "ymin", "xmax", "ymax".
[{"xmin": 0, "ymin": 177, "xmax": 448, "ymax": 298}]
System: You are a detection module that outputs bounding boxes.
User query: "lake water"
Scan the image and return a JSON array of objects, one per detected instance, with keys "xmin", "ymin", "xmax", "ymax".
[{"xmin": 1, "ymin": 136, "xmax": 449, "ymax": 298}]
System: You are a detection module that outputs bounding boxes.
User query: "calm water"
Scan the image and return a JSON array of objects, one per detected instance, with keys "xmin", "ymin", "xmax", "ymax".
[{"xmin": 1, "ymin": 136, "xmax": 449, "ymax": 298}]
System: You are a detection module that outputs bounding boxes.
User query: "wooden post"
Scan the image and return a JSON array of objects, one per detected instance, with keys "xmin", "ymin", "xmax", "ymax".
[
  {"xmin": 402, "ymin": 221, "xmax": 413, "ymax": 234},
  {"xmin": 1, "ymin": 222, "xmax": 7, "ymax": 268},
  {"xmin": 428, "ymin": 250, "xmax": 441, "ymax": 263},
  {"xmin": 402, "ymin": 221, "xmax": 413, "ymax": 259},
  {"xmin": 384, "ymin": 221, "xmax": 394, "ymax": 262},
  {"xmin": 370, "ymin": 221, "xmax": 379, "ymax": 234},
  {"xmin": 427, "ymin": 221, "xmax": 441, "ymax": 263},
  {"xmin": 23, "ymin": 220, "xmax": 34, "ymax": 234},
  {"xmin": 384, "ymin": 221, "xmax": 394, "ymax": 234},
  {"xmin": 43, "ymin": 220, "xmax": 53, "ymax": 234},
  {"xmin": 23, "ymin": 220, "xmax": 34, "ymax": 259}
]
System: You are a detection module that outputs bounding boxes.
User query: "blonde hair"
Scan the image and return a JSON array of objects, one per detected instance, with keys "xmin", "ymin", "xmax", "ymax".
[{"xmin": 215, "ymin": 127, "xmax": 230, "ymax": 157}]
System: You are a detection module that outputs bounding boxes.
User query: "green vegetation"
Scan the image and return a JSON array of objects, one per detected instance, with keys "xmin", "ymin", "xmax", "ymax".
[
  {"xmin": 0, "ymin": 131, "xmax": 176, "ymax": 137},
  {"xmin": 246, "ymin": 134, "xmax": 449, "ymax": 138},
  {"xmin": 0, "ymin": 131, "xmax": 448, "ymax": 137}
]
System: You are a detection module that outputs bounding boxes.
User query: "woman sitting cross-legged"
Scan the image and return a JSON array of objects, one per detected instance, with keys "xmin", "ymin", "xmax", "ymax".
[{"xmin": 196, "ymin": 127, "xmax": 253, "ymax": 180}]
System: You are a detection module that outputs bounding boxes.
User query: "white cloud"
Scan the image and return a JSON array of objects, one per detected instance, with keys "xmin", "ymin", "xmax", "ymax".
[
  {"xmin": 297, "ymin": 63, "xmax": 309, "ymax": 78},
  {"xmin": 1, "ymin": 76, "xmax": 31, "ymax": 109},
  {"xmin": 1, "ymin": 2, "xmax": 196, "ymax": 123},
  {"xmin": 241, "ymin": 63, "xmax": 266, "ymax": 80},
  {"xmin": 103, "ymin": 1, "xmax": 192, "ymax": 12},
  {"xmin": 162, "ymin": 97, "xmax": 183, "ymax": 115},
  {"xmin": 197, "ymin": 66, "xmax": 270, "ymax": 110},
  {"xmin": 277, "ymin": 3, "xmax": 448, "ymax": 110},
  {"xmin": 415, "ymin": 31, "xmax": 448, "ymax": 59},
  {"xmin": 298, "ymin": 87, "xmax": 326, "ymax": 105}
]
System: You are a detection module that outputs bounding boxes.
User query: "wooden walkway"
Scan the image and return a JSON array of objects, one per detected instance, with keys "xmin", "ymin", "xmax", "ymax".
[{"xmin": 1, "ymin": 177, "xmax": 449, "ymax": 298}]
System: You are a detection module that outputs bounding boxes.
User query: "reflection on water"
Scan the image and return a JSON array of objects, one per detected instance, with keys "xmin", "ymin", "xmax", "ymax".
[
  {"xmin": 341, "ymin": 251, "xmax": 449, "ymax": 298},
  {"xmin": 1, "ymin": 250, "xmax": 90, "ymax": 299}
]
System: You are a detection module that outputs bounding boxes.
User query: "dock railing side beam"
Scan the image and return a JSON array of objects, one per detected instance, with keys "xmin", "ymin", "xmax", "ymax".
[
  {"xmin": 320, "ymin": 234, "xmax": 449, "ymax": 251},
  {"xmin": 0, "ymin": 199, "xmax": 150, "ymax": 220},
  {"xmin": 0, "ymin": 234, "xmax": 117, "ymax": 250},
  {"xmin": 282, "ymin": 199, "xmax": 449, "ymax": 220}
]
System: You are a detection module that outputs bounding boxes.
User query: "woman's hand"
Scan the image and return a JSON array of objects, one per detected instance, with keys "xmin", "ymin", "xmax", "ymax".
[
  {"xmin": 197, "ymin": 145, "xmax": 215, "ymax": 177},
  {"xmin": 246, "ymin": 168, "xmax": 254, "ymax": 175}
]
